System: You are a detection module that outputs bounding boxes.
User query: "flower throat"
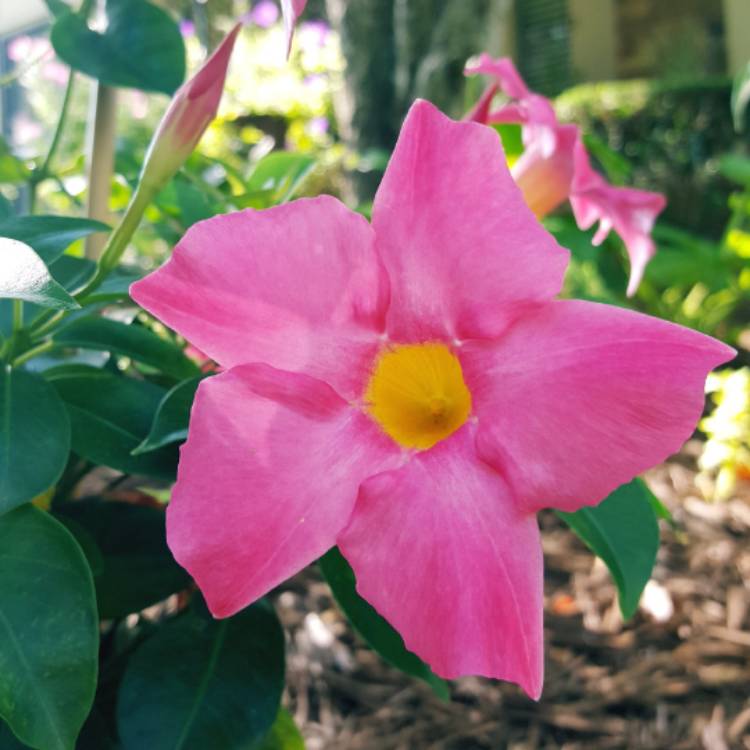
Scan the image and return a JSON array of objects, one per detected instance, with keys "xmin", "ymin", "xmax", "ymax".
[{"xmin": 365, "ymin": 342, "xmax": 472, "ymax": 450}]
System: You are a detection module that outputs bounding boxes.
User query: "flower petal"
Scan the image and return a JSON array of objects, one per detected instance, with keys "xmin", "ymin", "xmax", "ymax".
[
  {"xmin": 131, "ymin": 196, "xmax": 389, "ymax": 400},
  {"xmin": 167, "ymin": 363, "xmax": 400, "ymax": 617},
  {"xmin": 337, "ymin": 425, "xmax": 544, "ymax": 699},
  {"xmin": 462, "ymin": 299, "xmax": 735, "ymax": 513},
  {"xmin": 511, "ymin": 124, "xmax": 578, "ymax": 217},
  {"xmin": 372, "ymin": 99, "xmax": 568, "ymax": 341},
  {"xmin": 570, "ymin": 140, "xmax": 666, "ymax": 297}
]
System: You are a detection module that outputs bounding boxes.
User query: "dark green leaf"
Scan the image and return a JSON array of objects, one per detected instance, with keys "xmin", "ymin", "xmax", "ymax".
[
  {"xmin": 251, "ymin": 709, "xmax": 303, "ymax": 750},
  {"xmin": 732, "ymin": 60, "xmax": 750, "ymax": 132},
  {"xmin": 133, "ymin": 376, "xmax": 202, "ymax": 454},
  {"xmin": 117, "ymin": 602, "xmax": 285, "ymax": 750},
  {"xmin": 54, "ymin": 317, "xmax": 200, "ymax": 380},
  {"xmin": 51, "ymin": 367, "xmax": 178, "ymax": 479},
  {"xmin": 0, "ymin": 505, "xmax": 98, "ymax": 750},
  {"xmin": 319, "ymin": 548, "xmax": 449, "ymax": 700},
  {"xmin": 0, "ymin": 367, "xmax": 71, "ymax": 515},
  {"xmin": 245, "ymin": 152, "xmax": 316, "ymax": 205},
  {"xmin": 0, "ymin": 720, "xmax": 28, "ymax": 748},
  {"xmin": 558, "ymin": 478, "xmax": 660, "ymax": 620},
  {"xmin": 55, "ymin": 499, "xmax": 190, "ymax": 618},
  {"xmin": 50, "ymin": 0, "xmax": 185, "ymax": 94},
  {"xmin": 0, "ymin": 216, "xmax": 109, "ymax": 265},
  {"xmin": 0, "ymin": 238, "xmax": 79, "ymax": 310}
]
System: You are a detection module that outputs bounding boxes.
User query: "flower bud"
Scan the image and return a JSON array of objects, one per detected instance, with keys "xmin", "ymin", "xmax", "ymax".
[{"xmin": 139, "ymin": 24, "xmax": 241, "ymax": 190}]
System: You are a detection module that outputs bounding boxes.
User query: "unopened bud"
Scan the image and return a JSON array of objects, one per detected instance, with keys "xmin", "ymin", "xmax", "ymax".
[{"xmin": 140, "ymin": 24, "xmax": 241, "ymax": 190}]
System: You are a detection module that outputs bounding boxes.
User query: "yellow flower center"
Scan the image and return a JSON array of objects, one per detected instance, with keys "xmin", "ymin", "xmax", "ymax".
[{"xmin": 364, "ymin": 342, "xmax": 472, "ymax": 450}]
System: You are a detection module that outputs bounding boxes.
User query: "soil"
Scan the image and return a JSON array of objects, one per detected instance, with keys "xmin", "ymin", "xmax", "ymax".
[{"xmin": 274, "ymin": 443, "xmax": 750, "ymax": 750}]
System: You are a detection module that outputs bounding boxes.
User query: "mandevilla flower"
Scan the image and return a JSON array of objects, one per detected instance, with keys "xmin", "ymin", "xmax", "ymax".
[
  {"xmin": 139, "ymin": 24, "xmax": 241, "ymax": 192},
  {"xmin": 131, "ymin": 101, "xmax": 733, "ymax": 698},
  {"xmin": 465, "ymin": 54, "xmax": 666, "ymax": 297}
]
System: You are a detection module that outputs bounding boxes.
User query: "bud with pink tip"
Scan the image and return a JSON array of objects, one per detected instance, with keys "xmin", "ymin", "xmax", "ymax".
[{"xmin": 140, "ymin": 24, "xmax": 241, "ymax": 190}]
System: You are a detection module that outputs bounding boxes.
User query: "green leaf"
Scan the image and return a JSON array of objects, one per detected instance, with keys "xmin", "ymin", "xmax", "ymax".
[
  {"xmin": 50, "ymin": 367, "xmax": 178, "ymax": 479},
  {"xmin": 493, "ymin": 123, "xmax": 524, "ymax": 159},
  {"xmin": 319, "ymin": 548, "xmax": 449, "ymax": 700},
  {"xmin": 0, "ymin": 139, "xmax": 30, "ymax": 185},
  {"xmin": 245, "ymin": 152, "xmax": 316, "ymax": 205},
  {"xmin": 582, "ymin": 133, "xmax": 632, "ymax": 184},
  {"xmin": 718, "ymin": 154, "xmax": 750, "ymax": 187},
  {"xmin": 251, "ymin": 709, "xmax": 304, "ymax": 750},
  {"xmin": 0, "ymin": 720, "xmax": 28, "ymax": 748},
  {"xmin": 0, "ymin": 216, "xmax": 109, "ymax": 266},
  {"xmin": 133, "ymin": 376, "xmax": 202, "ymax": 454},
  {"xmin": 0, "ymin": 238, "xmax": 79, "ymax": 310},
  {"xmin": 0, "ymin": 367, "xmax": 71, "ymax": 515},
  {"xmin": 732, "ymin": 60, "xmax": 750, "ymax": 132},
  {"xmin": 0, "ymin": 505, "xmax": 98, "ymax": 750},
  {"xmin": 558, "ymin": 478, "xmax": 660, "ymax": 620},
  {"xmin": 117, "ymin": 601, "xmax": 285, "ymax": 750},
  {"xmin": 50, "ymin": 0, "xmax": 185, "ymax": 94},
  {"xmin": 55, "ymin": 499, "xmax": 190, "ymax": 618},
  {"xmin": 54, "ymin": 317, "xmax": 200, "ymax": 380}
]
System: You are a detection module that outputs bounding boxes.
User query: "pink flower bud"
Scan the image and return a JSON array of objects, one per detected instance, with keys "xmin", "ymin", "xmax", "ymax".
[{"xmin": 140, "ymin": 24, "xmax": 241, "ymax": 189}]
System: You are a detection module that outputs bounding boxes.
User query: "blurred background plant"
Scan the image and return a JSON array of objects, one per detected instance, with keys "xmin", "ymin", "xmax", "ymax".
[{"xmin": 1, "ymin": 1, "xmax": 750, "ymax": 747}]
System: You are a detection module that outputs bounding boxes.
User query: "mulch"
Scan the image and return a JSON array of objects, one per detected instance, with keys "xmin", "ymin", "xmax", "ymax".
[{"xmin": 274, "ymin": 442, "xmax": 750, "ymax": 749}]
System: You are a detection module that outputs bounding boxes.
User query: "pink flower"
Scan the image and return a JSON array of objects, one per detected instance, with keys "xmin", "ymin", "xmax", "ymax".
[
  {"xmin": 139, "ymin": 24, "xmax": 241, "ymax": 190},
  {"xmin": 570, "ymin": 140, "xmax": 667, "ymax": 296},
  {"xmin": 465, "ymin": 55, "xmax": 666, "ymax": 296},
  {"xmin": 280, "ymin": 0, "xmax": 308, "ymax": 56},
  {"xmin": 131, "ymin": 101, "xmax": 733, "ymax": 699}
]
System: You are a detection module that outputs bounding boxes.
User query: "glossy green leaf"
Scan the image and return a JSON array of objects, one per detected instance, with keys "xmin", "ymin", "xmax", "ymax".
[
  {"xmin": 117, "ymin": 601, "xmax": 285, "ymax": 750},
  {"xmin": 0, "ymin": 367, "xmax": 71, "ymax": 515},
  {"xmin": 50, "ymin": 0, "xmax": 185, "ymax": 94},
  {"xmin": 55, "ymin": 499, "xmax": 190, "ymax": 618},
  {"xmin": 251, "ymin": 709, "xmax": 304, "ymax": 750},
  {"xmin": 319, "ymin": 548, "xmax": 449, "ymax": 700},
  {"xmin": 558, "ymin": 478, "xmax": 660, "ymax": 620},
  {"xmin": 0, "ymin": 505, "xmax": 98, "ymax": 750},
  {"xmin": 732, "ymin": 59, "xmax": 750, "ymax": 132},
  {"xmin": 54, "ymin": 317, "xmax": 200, "ymax": 380},
  {"xmin": 133, "ymin": 376, "xmax": 202, "ymax": 454},
  {"xmin": 0, "ymin": 238, "xmax": 79, "ymax": 310},
  {"xmin": 0, "ymin": 216, "xmax": 109, "ymax": 265},
  {"xmin": 50, "ymin": 367, "xmax": 178, "ymax": 479},
  {"xmin": 245, "ymin": 152, "xmax": 316, "ymax": 205}
]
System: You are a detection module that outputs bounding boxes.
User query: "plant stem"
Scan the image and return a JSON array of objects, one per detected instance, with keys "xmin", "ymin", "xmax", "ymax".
[
  {"xmin": 29, "ymin": 71, "xmax": 75, "ymax": 212},
  {"xmin": 76, "ymin": 183, "xmax": 155, "ymax": 301},
  {"xmin": 12, "ymin": 340, "xmax": 55, "ymax": 368},
  {"xmin": 11, "ymin": 300, "xmax": 23, "ymax": 335}
]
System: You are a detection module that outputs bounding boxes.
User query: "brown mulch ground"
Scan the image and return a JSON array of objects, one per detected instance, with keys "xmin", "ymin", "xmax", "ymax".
[{"xmin": 274, "ymin": 443, "xmax": 750, "ymax": 749}]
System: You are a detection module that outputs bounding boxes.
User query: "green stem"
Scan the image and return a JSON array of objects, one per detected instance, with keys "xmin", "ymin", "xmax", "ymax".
[
  {"xmin": 11, "ymin": 300, "xmax": 23, "ymax": 335},
  {"xmin": 29, "ymin": 71, "xmax": 75, "ymax": 212},
  {"xmin": 76, "ymin": 183, "xmax": 155, "ymax": 301},
  {"xmin": 29, "ymin": 310, "xmax": 66, "ymax": 340},
  {"xmin": 12, "ymin": 340, "xmax": 55, "ymax": 368}
]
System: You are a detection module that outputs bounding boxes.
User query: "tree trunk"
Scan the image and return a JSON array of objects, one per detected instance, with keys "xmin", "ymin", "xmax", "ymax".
[{"xmin": 326, "ymin": 0, "xmax": 508, "ymax": 202}]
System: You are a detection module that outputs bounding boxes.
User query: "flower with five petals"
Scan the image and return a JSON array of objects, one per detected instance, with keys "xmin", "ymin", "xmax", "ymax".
[{"xmin": 132, "ymin": 100, "xmax": 732, "ymax": 698}]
